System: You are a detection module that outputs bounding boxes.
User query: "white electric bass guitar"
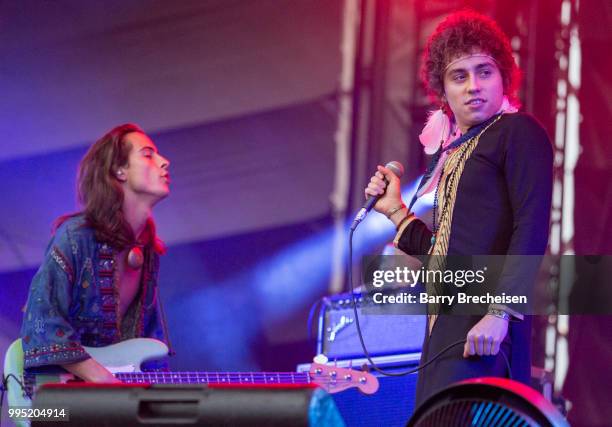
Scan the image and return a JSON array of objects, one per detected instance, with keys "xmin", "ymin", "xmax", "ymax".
[{"xmin": 3, "ymin": 338, "xmax": 378, "ymax": 412}]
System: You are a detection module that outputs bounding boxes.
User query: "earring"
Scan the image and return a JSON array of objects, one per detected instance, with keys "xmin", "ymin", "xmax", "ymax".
[{"xmin": 441, "ymin": 102, "xmax": 450, "ymax": 117}]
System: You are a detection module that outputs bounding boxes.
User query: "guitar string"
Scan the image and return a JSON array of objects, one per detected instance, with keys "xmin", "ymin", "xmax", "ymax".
[
  {"xmin": 115, "ymin": 373, "xmax": 353, "ymax": 385},
  {"xmin": 114, "ymin": 372, "xmax": 351, "ymax": 378},
  {"xmin": 3, "ymin": 371, "xmax": 357, "ymax": 382},
  {"xmin": 3, "ymin": 371, "xmax": 368, "ymax": 391},
  {"xmin": 116, "ymin": 377, "xmax": 346, "ymax": 383}
]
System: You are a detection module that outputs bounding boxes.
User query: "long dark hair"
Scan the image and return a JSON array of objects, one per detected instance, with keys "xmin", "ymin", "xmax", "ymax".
[{"xmin": 55, "ymin": 124, "xmax": 165, "ymax": 254}]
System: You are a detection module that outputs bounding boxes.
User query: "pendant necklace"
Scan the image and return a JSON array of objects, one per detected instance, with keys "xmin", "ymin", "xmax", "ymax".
[{"xmin": 126, "ymin": 245, "xmax": 144, "ymax": 270}]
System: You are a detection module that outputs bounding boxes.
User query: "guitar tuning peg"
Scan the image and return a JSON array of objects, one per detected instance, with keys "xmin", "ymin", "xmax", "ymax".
[
  {"xmin": 361, "ymin": 363, "xmax": 370, "ymax": 373},
  {"xmin": 334, "ymin": 358, "xmax": 338, "ymax": 367},
  {"xmin": 348, "ymin": 360, "xmax": 353, "ymax": 369}
]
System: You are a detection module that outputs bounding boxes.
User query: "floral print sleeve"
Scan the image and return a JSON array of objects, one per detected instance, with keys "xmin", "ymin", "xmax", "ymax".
[{"xmin": 20, "ymin": 226, "xmax": 90, "ymax": 369}]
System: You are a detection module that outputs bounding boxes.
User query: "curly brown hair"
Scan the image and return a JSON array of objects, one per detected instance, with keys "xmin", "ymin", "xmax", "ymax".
[
  {"xmin": 56, "ymin": 124, "xmax": 165, "ymax": 254},
  {"xmin": 421, "ymin": 10, "xmax": 521, "ymax": 107}
]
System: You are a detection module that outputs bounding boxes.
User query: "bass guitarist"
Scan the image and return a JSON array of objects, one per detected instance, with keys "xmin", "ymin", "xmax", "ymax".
[{"xmin": 20, "ymin": 123, "xmax": 171, "ymax": 383}]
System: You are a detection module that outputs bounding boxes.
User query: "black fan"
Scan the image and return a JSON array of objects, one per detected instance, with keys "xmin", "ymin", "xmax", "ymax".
[{"xmin": 407, "ymin": 377, "xmax": 568, "ymax": 427}]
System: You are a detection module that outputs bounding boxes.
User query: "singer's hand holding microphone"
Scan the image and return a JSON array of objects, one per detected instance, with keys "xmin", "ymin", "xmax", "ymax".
[{"xmin": 352, "ymin": 161, "xmax": 407, "ymax": 231}]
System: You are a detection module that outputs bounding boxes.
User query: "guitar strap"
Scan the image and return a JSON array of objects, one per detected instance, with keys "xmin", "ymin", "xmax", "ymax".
[
  {"xmin": 157, "ymin": 290, "xmax": 175, "ymax": 357},
  {"xmin": 147, "ymin": 248, "xmax": 175, "ymax": 357}
]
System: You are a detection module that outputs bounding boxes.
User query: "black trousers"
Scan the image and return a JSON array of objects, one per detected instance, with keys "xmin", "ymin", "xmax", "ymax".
[{"xmin": 414, "ymin": 314, "xmax": 530, "ymax": 407}]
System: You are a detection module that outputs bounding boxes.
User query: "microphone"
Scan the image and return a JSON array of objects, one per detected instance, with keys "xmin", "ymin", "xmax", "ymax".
[{"xmin": 350, "ymin": 161, "xmax": 404, "ymax": 231}]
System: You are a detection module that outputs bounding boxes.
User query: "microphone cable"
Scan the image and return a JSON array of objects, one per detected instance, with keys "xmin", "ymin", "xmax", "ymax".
[{"xmin": 347, "ymin": 227, "xmax": 512, "ymax": 379}]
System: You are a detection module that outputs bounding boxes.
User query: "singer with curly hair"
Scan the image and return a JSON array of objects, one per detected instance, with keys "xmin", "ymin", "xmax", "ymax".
[{"xmin": 365, "ymin": 10, "xmax": 553, "ymax": 405}]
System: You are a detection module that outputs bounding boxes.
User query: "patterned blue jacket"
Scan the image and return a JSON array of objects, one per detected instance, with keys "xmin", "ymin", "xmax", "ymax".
[{"xmin": 20, "ymin": 215, "xmax": 165, "ymax": 369}]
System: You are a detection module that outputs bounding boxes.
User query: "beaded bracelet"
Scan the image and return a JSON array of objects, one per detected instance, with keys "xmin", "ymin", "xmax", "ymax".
[
  {"xmin": 393, "ymin": 212, "xmax": 416, "ymax": 248},
  {"xmin": 395, "ymin": 212, "xmax": 415, "ymax": 231}
]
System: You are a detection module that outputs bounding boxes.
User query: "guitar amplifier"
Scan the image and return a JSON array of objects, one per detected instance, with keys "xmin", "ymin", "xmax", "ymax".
[{"xmin": 317, "ymin": 293, "xmax": 426, "ymax": 359}]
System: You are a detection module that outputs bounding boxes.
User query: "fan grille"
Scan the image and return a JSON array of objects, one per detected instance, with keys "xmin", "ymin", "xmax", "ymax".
[{"xmin": 415, "ymin": 398, "xmax": 539, "ymax": 427}]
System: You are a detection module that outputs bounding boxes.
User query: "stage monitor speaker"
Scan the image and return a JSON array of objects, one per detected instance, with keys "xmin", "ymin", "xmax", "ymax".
[{"xmin": 31, "ymin": 383, "xmax": 344, "ymax": 427}]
